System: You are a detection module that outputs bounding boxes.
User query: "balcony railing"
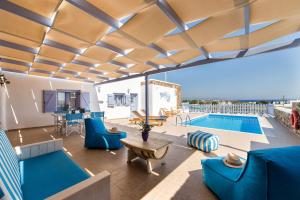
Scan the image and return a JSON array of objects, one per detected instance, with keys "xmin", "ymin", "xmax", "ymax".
[{"xmin": 183, "ymin": 104, "xmax": 272, "ymax": 115}]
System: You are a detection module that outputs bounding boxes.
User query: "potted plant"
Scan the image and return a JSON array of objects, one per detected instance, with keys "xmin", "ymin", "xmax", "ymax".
[{"xmin": 138, "ymin": 121, "xmax": 153, "ymax": 142}]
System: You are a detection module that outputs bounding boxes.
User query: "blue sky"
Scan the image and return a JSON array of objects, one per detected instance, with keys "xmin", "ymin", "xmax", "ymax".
[{"xmin": 151, "ymin": 46, "xmax": 300, "ymax": 100}]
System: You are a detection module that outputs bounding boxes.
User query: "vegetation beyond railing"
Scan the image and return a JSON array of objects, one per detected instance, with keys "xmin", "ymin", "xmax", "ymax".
[{"xmin": 183, "ymin": 104, "xmax": 270, "ymax": 114}]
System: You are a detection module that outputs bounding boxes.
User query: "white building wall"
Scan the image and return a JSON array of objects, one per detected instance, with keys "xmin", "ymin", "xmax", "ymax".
[
  {"xmin": 141, "ymin": 81, "xmax": 178, "ymax": 116},
  {"xmin": 151, "ymin": 84, "xmax": 177, "ymax": 116},
  {"xmin": 95, "ymin": 77, "xmax": 144, "ymax": 119},
  {"xmin": 0, "ymin": 73, "xmax": 180, "ymax": 129},
  {"xmin": 0, "ymin": 72, "xmax": 99, "ymax": 130}
]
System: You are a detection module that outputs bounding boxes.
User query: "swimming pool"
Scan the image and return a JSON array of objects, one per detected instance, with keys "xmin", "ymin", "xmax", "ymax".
[{"xmin": 186, "ymin": 114, "xmax": 263, "ymax": 134}]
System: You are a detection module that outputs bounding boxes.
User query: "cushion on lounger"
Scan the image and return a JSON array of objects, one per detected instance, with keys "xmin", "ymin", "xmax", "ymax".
[
  {"xmin": 187, "ymin": 131, "xmax": 219, "ymax": 152},
  {"xmin": 20, "ymin": 150, "xmax": 90, "ymax": 200},
  {"xmin": 0, "ymin": 128, "xmax": 23, "ymax": 200}
]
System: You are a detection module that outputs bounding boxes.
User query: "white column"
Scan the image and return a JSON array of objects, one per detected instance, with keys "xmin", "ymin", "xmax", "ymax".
[{"xmin": 145, "ymin": 75, "xmax": 149, "ymax": 125}]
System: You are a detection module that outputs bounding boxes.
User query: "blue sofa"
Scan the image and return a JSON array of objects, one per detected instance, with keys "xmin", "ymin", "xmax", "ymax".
[
  {"xmin": 0, "ymin": 129, "xmax": 110, "ymax": 200},
  {"xmin": 84, "ymin": 118, "xmax": 127, "ymax": 150},
  {"xmin": 201, "ymin": 146, "xmax": 300, "ymax": 200}
]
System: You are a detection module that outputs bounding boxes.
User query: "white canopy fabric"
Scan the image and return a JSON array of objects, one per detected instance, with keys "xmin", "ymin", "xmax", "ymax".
[{"xmin": 0, "ymin": 0, "xmax": 299, "ymax": 83}]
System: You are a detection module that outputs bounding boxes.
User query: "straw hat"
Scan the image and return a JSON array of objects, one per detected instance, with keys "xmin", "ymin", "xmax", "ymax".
[
  {"xmin": 109, "ymin": 127, "xmax": 120, "ymax": 133},
  {"xmin": 223, "ymin": 153, "xmax": 244, "ymax": 168}
]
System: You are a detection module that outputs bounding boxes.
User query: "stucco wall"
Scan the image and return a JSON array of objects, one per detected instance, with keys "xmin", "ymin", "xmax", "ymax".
[
  {"xmin": 274, "ymin": 107, "xmax": 300, "ymax": 135},
  {"xmin": 0, "ymin": 72, "xmax": 99, "ymax": 130},
  {"xmin": 95, "ymin": 77, "xmax": 144, "ymax": 119},
  {"xmin": 141, "ymin": 82, "xmax": 178, "ymax": 116},
  {"xmin": 97, "ymin": 78, "xmax": 180, "ymax": 119}
]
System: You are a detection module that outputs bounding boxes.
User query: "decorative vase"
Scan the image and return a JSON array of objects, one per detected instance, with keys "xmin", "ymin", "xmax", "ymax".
[{"xmin": 142, "ymin": 131, "xmax": 149, "ymax": 142}]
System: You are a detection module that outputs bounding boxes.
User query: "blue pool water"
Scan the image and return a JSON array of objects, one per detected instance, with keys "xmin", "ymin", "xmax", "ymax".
[{"xmin": 187, "ymin": 114, "xmax": 262, "ymax": 134}]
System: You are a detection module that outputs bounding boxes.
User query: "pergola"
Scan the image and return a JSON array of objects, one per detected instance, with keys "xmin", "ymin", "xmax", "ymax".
[{"xmin": 1, "ymin": 0, "xmax": 300, "ymax": 125}]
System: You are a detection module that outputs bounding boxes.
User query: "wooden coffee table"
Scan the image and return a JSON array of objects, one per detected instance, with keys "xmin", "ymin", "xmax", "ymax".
[{"xmin": 120, "ymin": 137, "xmax": 172, "ymax": 174}]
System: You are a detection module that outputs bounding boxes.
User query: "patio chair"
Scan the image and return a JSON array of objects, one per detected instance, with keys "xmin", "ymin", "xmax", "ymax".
[
  {"xmin": 52, "ymin": 111, "xmax": 67, "ymax": 133},
  {"xmin": 84, "ymin": 118, "xmax": 127, "ymax": 150},
  {"xmin": 65, "ymin": 113, "xmax": 83, "ymax": 136},
  {"xmin": 170, "ymin": 108, "xmax": 180, "ymax": 115},
  {"xmin": 129, "ymin": 111, "xmax": 164, "ymax": 126},
  {"xmin": 160, "ymin": 108, "xmax": 173, "ymax": 117},
  {"xmin": 0, "ymin": 128, "xmax": 110, "ymax": 200},
  {"xmin": 160, "ymin": 108, "xmax": 179, "ymax": 117},
  {"xmin": 141, "ymin": 109, "xmax": 167, "ymax": 120},
  {"xmin": 201, "ymin": 146, "xmax": 300, "ymax": 200}
]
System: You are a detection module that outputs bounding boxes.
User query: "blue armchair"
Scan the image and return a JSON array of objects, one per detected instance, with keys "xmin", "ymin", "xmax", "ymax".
[
  {"xmin": 201, "ymin": 146, "xmax": 300, "ymax": 200},
  {"xmin": 84, "ymin": 118, "xmax": 127, "ymax": 150}
]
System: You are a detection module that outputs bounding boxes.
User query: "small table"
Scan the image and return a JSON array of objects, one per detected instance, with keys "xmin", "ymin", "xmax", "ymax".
[{"xmin": 120, "ymin": 137, "xmax": 172, "ymax": 174}]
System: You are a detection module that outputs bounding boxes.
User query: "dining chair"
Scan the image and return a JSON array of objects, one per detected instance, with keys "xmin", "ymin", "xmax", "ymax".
[
  {"xmin": 65, "ymin": 113, "xmax": 83, "ymax": 136},
  {"xmin": 90, "ymin": 112, "xmax": 105, "ymax": 122}
]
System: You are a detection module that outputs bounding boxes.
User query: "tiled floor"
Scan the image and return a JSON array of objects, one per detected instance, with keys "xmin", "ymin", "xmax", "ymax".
[{"xmin": 7, "ymin": 114, "xmax": 300, "ymax": 200}]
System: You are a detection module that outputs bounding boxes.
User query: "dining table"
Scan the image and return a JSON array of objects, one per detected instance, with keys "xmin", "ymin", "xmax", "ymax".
[{"xmin": 52, "ymin": 112, "xmax": 91, "ymax": 133}]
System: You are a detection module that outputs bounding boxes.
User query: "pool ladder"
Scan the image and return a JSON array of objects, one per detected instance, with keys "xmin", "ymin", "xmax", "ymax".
[{"xmin": 176, "ymin": 114, "xmax": 191, "ymax": 126}]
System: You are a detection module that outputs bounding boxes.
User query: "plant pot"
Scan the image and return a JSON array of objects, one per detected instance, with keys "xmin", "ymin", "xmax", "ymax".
[{"xmin": 142, "ymin": 131, "xmax": 149, "ymax": 142}]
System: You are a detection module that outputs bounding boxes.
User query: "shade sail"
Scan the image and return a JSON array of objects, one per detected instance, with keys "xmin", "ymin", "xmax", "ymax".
[{"xmin": 0, "ymin": 0, "xmax": 299, "ymax": 84}]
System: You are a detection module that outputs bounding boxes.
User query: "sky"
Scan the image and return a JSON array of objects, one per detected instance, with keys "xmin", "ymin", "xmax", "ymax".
[{"xmin": 151, "ymin": 46, "xmax": 300, "ymax": 100}]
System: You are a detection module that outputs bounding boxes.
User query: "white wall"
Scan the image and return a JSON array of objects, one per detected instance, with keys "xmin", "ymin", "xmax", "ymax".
[
  {"xmin": 141, "ymin": 83, "xmax": 177, "ymax": 116},
  {"xmin": 0, "ymin": 72, "xmax": 99, "ymax": 130},
  {"xmin": 95, "ymin": 77, "xmax": 144, "ymax": 119}
]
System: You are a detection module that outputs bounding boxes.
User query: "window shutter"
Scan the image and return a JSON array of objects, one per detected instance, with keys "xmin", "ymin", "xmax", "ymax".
[
  {"xmin": 125, "ymin": 95, "xmax": 131, "ymax": 106},
  {"xmin": 80, "ymin": 92, "xmax": 90, "ymax": 110},
  {"xmin": 107, "ymin": 94, "xmax": 114, "ymax": 108},
  {"xmin": 43, "ymin": 90, "xmax": 57, "ymax": 113}
]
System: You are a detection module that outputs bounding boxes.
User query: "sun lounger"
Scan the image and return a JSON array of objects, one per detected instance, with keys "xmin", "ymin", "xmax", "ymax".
[
  {"xmin": 160, "ymin": 108, "xmax": 178, "ymax": 117},
  {"xmin": 140, "ymin": 110, "xmax": 167, "ymax": 121},
  {"xmin": 129, "ymin": 111, "xmax": 164, "ymax": 126}
]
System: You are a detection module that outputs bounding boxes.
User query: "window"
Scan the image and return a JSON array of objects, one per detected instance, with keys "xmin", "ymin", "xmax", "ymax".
[
  {"xmin": 107, "ymin": 93, "xmax": 131, "ymax": 107},
  {"xmin": 57, "ymin": 90, "xmax": 80, "ymax": 111},
  {"xmin": 57, "ymin": 92, "xmax": 65, "ymax": 111},
  {"xmin": 114, "ymin": 93, "xmax": 126, "ymax": 106}
]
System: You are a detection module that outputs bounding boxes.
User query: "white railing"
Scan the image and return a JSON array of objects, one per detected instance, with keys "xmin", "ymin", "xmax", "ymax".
[{"xmin": 183, "ymin": 104, "xmax": 270, "ymax": 115}]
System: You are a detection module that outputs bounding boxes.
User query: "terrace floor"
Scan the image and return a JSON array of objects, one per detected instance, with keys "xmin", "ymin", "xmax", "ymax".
[{"xmin": 7, "ymin": 114, "xmax": 300, "ymax": 200}]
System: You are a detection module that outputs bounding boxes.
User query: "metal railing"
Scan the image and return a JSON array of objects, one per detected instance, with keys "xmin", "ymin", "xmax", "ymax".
[
  {"xmin": 175, "ymin": 115, "xmax": 183, "ymax": 125},
  {"xmin": 176, "ymin": 114, "xmax": 191, "ymax": 126},
  {"xmin": 183, "ymin": 104, "xmax": 270, "ymax": 115}
]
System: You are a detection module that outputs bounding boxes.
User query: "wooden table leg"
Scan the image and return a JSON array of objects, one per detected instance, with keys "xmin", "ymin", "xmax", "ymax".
[
  {"xmin": 146, "ymin": 159, "xmax": 166, "ymax": 174},
  {"xmin": 127, "ymin": 149, "xmax": 138, "ymax": 163},
  {"xmin": 121, "ymin": 143, "xmax": 171, "ymax": 174},
  {"xmin": 146, "ymin": 159, "xmax": 153, "ymax": 174}
]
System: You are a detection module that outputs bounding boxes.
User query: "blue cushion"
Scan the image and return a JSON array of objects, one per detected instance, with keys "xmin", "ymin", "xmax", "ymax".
[
  {"xmin": 187, "ymin": 131, "xmax": 219, "ymax": 152},
  {"xmin": 0, "ymin": 129, "xmax": 23, "ymax": 200},
  {"xmin": 84, "ymin": 118, "xmax": 127, "ymax": 149},
  {"xmin": 90, "ymin": 112, "xmax": 104, "ymax": 119},
  {"xmin": 66, "ymin": 121, "xmax": 80, "ymax": 126},
  {"xmin": 251, "ymin": 147, "xmax": 300, "ymax": 200},
  {"xmin": 201, "ymin": 157, "xmax": 242, "ymax": 181},
  {"xmin": 90, "ymin": 118, "xmax": 106, "ymax": 134},
  {"xmin": 201, "ymin": 146, "xmax": 300, "ymax": 200},
  {"xmin": 20, "ymin": 150, "xmax": 89, "ymax": 200},
  {"xmin": 66, "ymin": 113, "xmax": 83, "ymax": 121}
]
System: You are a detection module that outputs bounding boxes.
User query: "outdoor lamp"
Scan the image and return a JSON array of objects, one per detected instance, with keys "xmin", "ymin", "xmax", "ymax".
[{"xmin": 0, "ymin": 73, "xmax": 10, "ymax": 86}]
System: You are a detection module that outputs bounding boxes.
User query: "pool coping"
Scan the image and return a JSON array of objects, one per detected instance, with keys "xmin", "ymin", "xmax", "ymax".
[{"xmin": 181, "ymin": 113, "xmax": 265, "ymax": 135}]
